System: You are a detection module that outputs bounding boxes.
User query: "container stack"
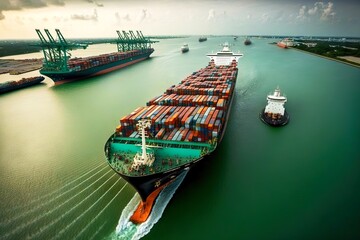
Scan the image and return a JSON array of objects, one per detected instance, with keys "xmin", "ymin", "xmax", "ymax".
[
  {"xmin": 0, "ymin": 76, "xmax": 45, "ymax": 93},
  {"xmin": 65, "ymin": 49, "xmax": 154, "ymax": 73},
  {"xmin": 116, "ymin": 60, "xmax": 238, "ymax": 143}
]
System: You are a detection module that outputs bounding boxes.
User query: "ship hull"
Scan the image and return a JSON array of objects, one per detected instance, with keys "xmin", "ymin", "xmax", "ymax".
[
  {"xmin": 0, "ymin": 77, "xmax": 45, "ymax": 94},
  {"xmin": 110, "ymin": 155, "xmax": 202, "ymax": 201},
  {"xmin": 277, "ymin": 42, "xmax": 288, "ymax": 48},
  {"xmin": 40, "ymin": 51, "xmax": 153, "ymax": 84},
  {"xmin": 260, "ymin": 108, "xmax": 289, "ymax": 126},
  {"xmin": 105, "ymin": 87, "xmax": 236, "ymax": 202}
]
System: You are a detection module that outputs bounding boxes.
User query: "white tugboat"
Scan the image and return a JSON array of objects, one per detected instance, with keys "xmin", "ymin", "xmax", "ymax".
[
  {"xmin": 260, "ymin": 87, "xmax": 289, "ymax": 126},
  {"xmin": 181, "ymin": 44, "xmax": 189, "ymax": 53}
]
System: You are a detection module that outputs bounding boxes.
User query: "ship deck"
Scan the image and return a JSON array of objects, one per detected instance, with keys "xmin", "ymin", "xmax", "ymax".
[{"xmin": 107, "ymin": 136, "xmax": 214, "ymax": 176}]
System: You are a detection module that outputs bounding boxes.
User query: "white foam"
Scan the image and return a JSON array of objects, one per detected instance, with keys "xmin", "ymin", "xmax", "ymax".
[{"xmin": 111, "ymin": 170, "xmax": 188, "ymax": 240}]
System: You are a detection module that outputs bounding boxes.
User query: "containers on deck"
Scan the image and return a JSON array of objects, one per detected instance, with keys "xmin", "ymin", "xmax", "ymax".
[
  {"xmin": 57, "ymin": 49, "xmax": 152, "ymax": 72},
  {"xmin": 115, "ymin": 60, "xmax": 238, "ymax": 143}
]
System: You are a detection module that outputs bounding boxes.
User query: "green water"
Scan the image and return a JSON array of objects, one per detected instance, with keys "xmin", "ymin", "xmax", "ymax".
[{"xmin": 1, "ymin": 37, "xmax": 359, "ymax": 240}]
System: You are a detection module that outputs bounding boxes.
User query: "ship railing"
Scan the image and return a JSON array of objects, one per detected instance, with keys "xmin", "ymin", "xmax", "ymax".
[{"xmin": 112, "ymin": 136, "xmax": 212, "ymax": 150}]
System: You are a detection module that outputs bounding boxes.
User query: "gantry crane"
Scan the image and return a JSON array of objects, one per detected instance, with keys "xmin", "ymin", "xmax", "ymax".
[
  {"xmin": 116, "ymin": 30, "xmax": 157, "ymax": 52},
  {"xmin": 35, "ymin": 29, "xmax": 88, "ymax": 72}
]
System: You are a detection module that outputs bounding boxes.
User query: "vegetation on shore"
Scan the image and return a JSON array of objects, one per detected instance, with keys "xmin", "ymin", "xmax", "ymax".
[{"xmin": 293, "ymin": 40, "xmax": 360, "ymax": 66}]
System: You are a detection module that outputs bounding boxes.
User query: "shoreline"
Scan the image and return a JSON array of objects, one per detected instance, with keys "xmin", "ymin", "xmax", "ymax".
[
  {"xmin": 289, "ymin": 47, "xmax": 360, "ymax": 69},
  {"xmin": 0, "ymin": 59, "xmax": 43, "ymax": 75}
]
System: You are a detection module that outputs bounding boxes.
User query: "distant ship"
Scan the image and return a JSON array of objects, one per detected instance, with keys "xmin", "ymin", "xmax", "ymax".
[
  {"xmin": 104, "ymin": 42, "xmax": 243, "ymax": 224},
  {"xmin": 181, "ymin": 44, "xmax": 189, "ymax": 53},
  {"xmin": 277, "ymin": 38, "xmax": 294, "ymax": 49},
  {"xmin": 199, "ymin": 37, "xmax": 207, "ymax": 42},
  {"xmin": 260, "ymin": 87, "xmax": 289, "ymax": 126},
  {"xmin": 35, "ymin": 29, "xmax": 156, "ymax": 84},
  {"xmin": 244, "ymin": 37, "xmax": 252, "ymax": 45},
  {"xmin": 0, "ymin": 76, "xmax": 45, "ymax": 94}
]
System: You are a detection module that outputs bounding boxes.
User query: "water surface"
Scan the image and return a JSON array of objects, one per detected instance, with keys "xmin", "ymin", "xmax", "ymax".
[{"xmin": 1, "ymin": 37, "xmax": 359, "ymax": 240}]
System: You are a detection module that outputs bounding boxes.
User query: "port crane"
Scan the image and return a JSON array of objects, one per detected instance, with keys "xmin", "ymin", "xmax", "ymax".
[
  {"xmin": 116, "ymin": 30, "xmax": 157, "ymax": 52},
  {"xmin": 35, "ymin": 29, "xmax": 157, "ymax": 72},
  {"xmin": 35, "ymin": 29, "xmax": 88, "ymax": 72}
]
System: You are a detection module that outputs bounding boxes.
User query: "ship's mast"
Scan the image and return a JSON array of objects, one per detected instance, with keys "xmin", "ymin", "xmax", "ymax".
[
  {"xmin": 132, "ymin": 119, "xmax": 155, "ymax": 170},
  {"xmin": 35, "ymin": 29, "xmax": 88, "ymax": 71}
]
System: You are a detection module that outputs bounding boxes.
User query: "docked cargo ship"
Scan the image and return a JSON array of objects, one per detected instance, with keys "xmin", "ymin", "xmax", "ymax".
[
  {"xmin": 36, "ymin": 29, "xmax": 156, "ymax": 83},
  {"xmin": 104, "ymin": 43, "xmax": 243, "ymax": 224},
  {"xmin": 260, "ymin": 87, "xmax": 289, "ymax": 126},
  {"xmin": 277, "ymin": 38, "xmax": 294, "ymax": 48},
  {"xmin": 0, "ymin": 76, "xmax": 45, "ymax": 94}
]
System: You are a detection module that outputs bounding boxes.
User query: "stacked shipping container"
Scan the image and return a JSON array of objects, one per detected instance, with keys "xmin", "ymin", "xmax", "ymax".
[
  {"xmin": 115, "ymin": 60, "xmax": 238, "ymax": 143},
  {"xmin": 64, "ymin": 49, "xmax": 154, "ymax": 72}
]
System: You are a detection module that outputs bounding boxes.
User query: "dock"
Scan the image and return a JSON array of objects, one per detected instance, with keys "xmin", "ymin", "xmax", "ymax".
[{"xmin": 0, "ymin": 59, "xmax": 43, "ymax": 75}]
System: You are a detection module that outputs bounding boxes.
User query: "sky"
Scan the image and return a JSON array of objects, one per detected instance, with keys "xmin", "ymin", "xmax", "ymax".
[{"xmin": 0, "ymin": 0, "xmax": 359, "ymax": 39}]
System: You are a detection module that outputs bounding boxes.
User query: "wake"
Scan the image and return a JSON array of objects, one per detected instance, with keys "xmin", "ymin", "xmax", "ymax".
[{"xmin": 110, "ymin": 170, "xmax": 188, "ymax": 240}]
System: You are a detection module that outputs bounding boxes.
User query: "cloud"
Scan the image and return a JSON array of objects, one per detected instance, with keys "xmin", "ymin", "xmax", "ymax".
[
  {"xmin": 123, "ymin": 14, "xmax": 131, "ymax": 21},
  {"xmin": 115, "ymin": 12, "xmax": 120, "ymax": 22},
  {"xmin": 296, "ymin": 2, "xmax": 336, "ymax": 23},
  {"xmin": 115, "ymin": 12, "xmax": 131, "ymax": 23},
  {"xmin": 207, "ymin": 9, "xmax": 227, "ymax": 22},
  {"xmin": 71, "ymin": 9, "xmax": 98, "ymax": 21},
  {"xmin": 86, "ymin": 0, "xmax": 103, "ymax": 7},
  {"xmin": 0, "ymin": 0, "xmax": 66, "ymax": 20},
  {"xmin": 296, "ymin": 5, "xmax": 307, "ymax": 21},
  {"xmin": 207, "ymin": 9, "xmax": 215, "ymax": 21},
  {"xmin": 260, "ymin": 13, "xmax": 271, "ymax": 23},
  {"xmin": 0, "ymin": 0, "xmax": 65, "ymax": 10},
  {"xmin": 308, "ymin": 3, "xmax": 319, "ymax": 15},
  {"xmin": 274, "ymin": 10, "xmax": 285, "ymax": 22},
  {"xmin": 321, "ymin": 2, "xmax": 335, "ymax": 21},
  {"xmin": 49, "ymin": 0, "xmax": 65, "ymax": 6},
  {"xmin": 138, "ymin": 9, "xmax": 149, "ymax": 22}
]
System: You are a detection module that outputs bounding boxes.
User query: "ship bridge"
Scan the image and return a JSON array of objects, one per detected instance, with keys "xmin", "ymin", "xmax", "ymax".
[{"xmin": 207, "ymin": 42, "xmax": 243, "ymax": 66}]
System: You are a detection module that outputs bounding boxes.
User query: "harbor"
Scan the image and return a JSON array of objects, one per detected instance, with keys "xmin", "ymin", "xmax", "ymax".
[
  {"xmin": 0, "ymin": 59, "xmax": 43, "ymax": 75},
  {"xmin": 1, "ymin": 36, "xmax": 359, "ymax": 239}
]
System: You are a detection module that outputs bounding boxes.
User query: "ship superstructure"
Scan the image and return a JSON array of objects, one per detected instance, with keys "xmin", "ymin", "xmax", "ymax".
[
  {"xmin": 260, "ymin": 87, "xmax": 289, "ymax": 126},
  {"xmin": 207, "ymin": 42, "xmax": 243, "ymax": 66},
  {"xmin": 181, "ymin": 44, "xmax": 189, "ymax": 53},
  {"xmin": 105, "ymin": 43, "xmax": 243, "ymax": 224}
]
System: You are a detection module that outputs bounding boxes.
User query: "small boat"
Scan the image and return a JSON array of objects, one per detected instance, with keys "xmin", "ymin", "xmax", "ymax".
[
  {"xmin": 260, "ymin": 87, "xmax": 289, "ymax": 126},
  {"xmin": 181, "ymin": 44, "xmax": 189, "ymax": 53},
  {"xmin": 198, "ymin": 37, "xmax": 207, "ymax": 42},
  {"xmin": 244, "ymin": 37, "xmax": 252, "ymax": 45}
]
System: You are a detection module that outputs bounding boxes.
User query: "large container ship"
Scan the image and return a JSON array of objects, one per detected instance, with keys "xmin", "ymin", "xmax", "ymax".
[
  {"xmin": 0, "ymin": 76, "xmax": 45, "ymax": 94},
  {"xmin": 36, "ymin": 29, "xmax": 156, "ymax": 83},
  {"xmin": 104, "ymin": 43, "xmax": 243, "ymax": 224}
]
